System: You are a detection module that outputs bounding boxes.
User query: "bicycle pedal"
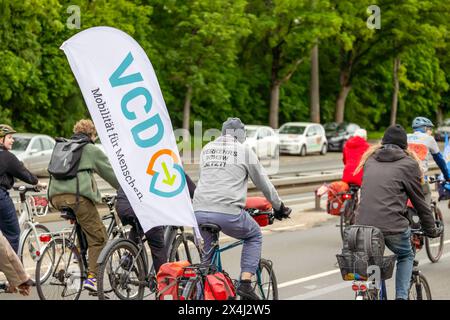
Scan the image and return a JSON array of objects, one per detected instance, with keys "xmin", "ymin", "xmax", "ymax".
[{"xmin": 88, "ymin": 291, "xmax": 99, "ymax": 296}]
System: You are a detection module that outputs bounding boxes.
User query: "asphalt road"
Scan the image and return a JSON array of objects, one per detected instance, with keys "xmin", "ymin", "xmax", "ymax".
[{"xmin": 3, "ymin": 200, "xmax": 450, "ymax": 300}]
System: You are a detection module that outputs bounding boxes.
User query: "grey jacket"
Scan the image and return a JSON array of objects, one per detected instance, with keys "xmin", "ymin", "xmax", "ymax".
[
  {"xmin": 356, "ymin": 144, "xmax": 435, "ymax": 235},
  {"xmin": 193, "ymin": 135, "xmax": 282, "ymax": 215}
]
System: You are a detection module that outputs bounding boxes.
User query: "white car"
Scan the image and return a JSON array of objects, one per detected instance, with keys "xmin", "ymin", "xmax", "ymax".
[
  {"xmin": 244, "ymin": 125, "xmax": 279, "ymax": 159},
  {"xmin": 10, "ymin": 133, "xmax": 56, "ymax": 176},
  {"xmin": 278, "ymin": 122, "xmax": 327, "ymax": 156}
]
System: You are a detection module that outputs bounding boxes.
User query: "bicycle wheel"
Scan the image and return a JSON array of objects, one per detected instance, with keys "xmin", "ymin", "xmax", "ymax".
[
  {"xmin": 409, "ymin": 273, "xmax": 432, "ymax": 300},
  {"xmin": 340, "ymin": 200, "xmax": 354, "ymax": 240},
  {"xmin": 19, "ymin": 224, "xmax": 51, "ymax": 281},
  {"xmin": 254, "ymin": 259, "xmax": 278, "ymax": 300},
  {"xmin": 97, "ymin": 239, "xmax": 147, "ymax": 300},
  {"xmin": 35, "ymin": 237, "xmax": 83, "ymax": 300},
  {"xmin": 425, "ymin": 206, "xmax": 444, "ymax": 262},
  {"xmin": 169, "ymin": 232, "xmax": 201, "ymax": 264}
]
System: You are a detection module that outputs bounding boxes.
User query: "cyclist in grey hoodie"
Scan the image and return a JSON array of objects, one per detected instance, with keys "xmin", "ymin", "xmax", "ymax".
[{"xmin": 193, "ymin": 117, "xmax": 291, "ymax": 300}]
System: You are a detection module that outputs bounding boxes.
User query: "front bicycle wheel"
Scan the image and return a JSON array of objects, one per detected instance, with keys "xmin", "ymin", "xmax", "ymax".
[
  {"xmin": 97, "ymin": 239, "xmax": 147, "ymax": 300},
  {"xmin": 35, "ymin": 237, "xmax": 83, "ymax": 300},
  {"xmin": 409, "ymin": 273, "xmax": 432, "ymax": 300},
  {"xmin": 425, "ymin": 206, "xmax": 444, "ymax": 263},
  {"xmin": 19, "ymin": 224, "xmax": 51, "ymax": 281},
  {"xmin": 254, "ymin": 259, "xmax": 278, "ymax": 300},
  {"xmin": 169, "ymin": 232, "xmax": 201, "ymax": 264}
]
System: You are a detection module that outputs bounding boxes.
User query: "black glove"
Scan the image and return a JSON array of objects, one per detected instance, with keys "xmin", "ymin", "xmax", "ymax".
[
  {"xmin": 274, "ymin": 202, "xmax": 291, "ymax": 221},
  {"xmin": 425, "ymin": 222, "xmax": 443, "ymax": 238}
]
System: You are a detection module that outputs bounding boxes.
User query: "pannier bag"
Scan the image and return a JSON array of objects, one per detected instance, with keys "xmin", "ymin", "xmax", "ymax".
[
  {"xmin": 245, "ymin": 197, "xmax": 273, "ymax": 227},
  {"xmin": 326, "ymin": 181, "xmax": 349, "ymax": 216},
  {"xmin": 156, "ymin": 260, "xmax": 191, "ymax": 300},
  {"xmin": 336, "ymin": 225, "xmax": 396, "ymax": 281},
  {"xmin": 204, "ymin": 271, "xmax": 236, "ymax": 300}
]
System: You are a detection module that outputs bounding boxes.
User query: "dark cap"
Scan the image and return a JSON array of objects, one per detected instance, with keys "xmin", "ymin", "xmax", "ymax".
[{"xmin": 381, "ymin": 124, "xmax": 408, "ymax": 149}]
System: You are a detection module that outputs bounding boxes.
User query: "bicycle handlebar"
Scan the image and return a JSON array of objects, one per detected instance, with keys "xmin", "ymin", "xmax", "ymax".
[{"xmin": 13, "ymin": 185, "xmax": 43, "ymax": 193}]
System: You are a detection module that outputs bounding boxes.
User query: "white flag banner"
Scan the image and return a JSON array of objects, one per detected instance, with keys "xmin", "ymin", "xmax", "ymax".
[{"xmin": 60, "ymin": 26, "xmax": 199, "ymax": 237}]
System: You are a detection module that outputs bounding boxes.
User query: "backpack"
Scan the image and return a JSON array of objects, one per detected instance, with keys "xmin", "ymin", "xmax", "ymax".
[
  {"xmin": 204, "ymin": 271, "xmax": 236, "ymax": 300},
  {"xmin": 336, "ymin": 225, "xmax": 395, "ymax": 281},
  {"xmin": 47, "ymin": 137, "xmax": 90, "ymax": 179},
  {"xmin": 156, "ymin": 260, "xmax": 191, "ymax": 300}
]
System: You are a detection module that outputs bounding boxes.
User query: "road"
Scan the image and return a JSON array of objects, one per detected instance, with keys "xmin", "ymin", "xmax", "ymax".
[{"xmin": 3, "ymin": 199, "xmax": 450, "ymax": 300}]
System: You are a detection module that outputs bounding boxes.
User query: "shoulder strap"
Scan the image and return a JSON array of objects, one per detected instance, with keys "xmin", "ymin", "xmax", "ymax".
[{"xmin": 364, "ymin": 228, "xmax": 373, "ymax": 256}]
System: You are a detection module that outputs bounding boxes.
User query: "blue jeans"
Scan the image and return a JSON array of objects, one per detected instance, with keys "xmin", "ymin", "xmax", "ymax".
[
  {"xmin": 384, "ymin": 228, "xmax": 414, "ymax": 300},
  {"xmin": 0, "ymin": 189, "xmax": 20, "ymax": 253},
  {"xmin": 195, "ymin": 210, "xmax": 262, "ymax": 275}
]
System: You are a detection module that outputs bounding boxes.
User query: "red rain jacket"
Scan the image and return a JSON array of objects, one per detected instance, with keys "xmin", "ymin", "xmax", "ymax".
[{"xmin": 342, "ymin": 136, "xmax": 370, "ymax": 186}]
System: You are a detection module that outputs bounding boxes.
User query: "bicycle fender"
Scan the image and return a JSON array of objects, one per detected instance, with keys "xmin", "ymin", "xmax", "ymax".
[{"xmin": 96, "ymin": 238, "xmax": 137, "ymax": 265}]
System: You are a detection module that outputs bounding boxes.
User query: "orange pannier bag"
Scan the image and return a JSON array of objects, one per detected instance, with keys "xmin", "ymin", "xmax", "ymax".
[
  {"xmin": 204, "ymin": 271, "xmax": 236, "ymax": 300},
  {"xmin": 156, "ymin": 260, "xmax": 190, "ymax": 300},
  {"xmin": 327, "ymin": 181, "xmax": 349, "ymax": 216}
]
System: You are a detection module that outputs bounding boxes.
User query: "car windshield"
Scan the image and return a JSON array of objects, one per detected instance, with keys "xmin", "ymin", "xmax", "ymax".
[
  {"xmin": 11, "ymin": 137, "xmax": 30, "ymax": 151},
  {"xmin": 245, "ymin": 129, "xmax": 257, "ymax": 138},
  {"xmin": 279, "ymin": 126, "xmax": 306, "ymax": 135},
  {"xmin": 326, "ymin": 123, "xmax": 347, "ymax": 133}
]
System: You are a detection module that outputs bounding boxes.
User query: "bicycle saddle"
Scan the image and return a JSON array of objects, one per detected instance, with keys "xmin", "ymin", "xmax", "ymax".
[
  {"xmin": 199, "ymin": 223, "xmax": 222, "ymax": 234},
  {"xmin": 60, "ymin": 207, "xmax": 77, "ymax": 221}
]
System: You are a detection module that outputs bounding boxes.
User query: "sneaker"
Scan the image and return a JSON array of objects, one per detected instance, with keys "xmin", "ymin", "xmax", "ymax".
[
  {"xmin": 83, "ymin": 275, "xmax": 97, "ymax": 292},
  {"xmin": 237, "ymin": 280, "xmax": 260, "ymax": 300}
]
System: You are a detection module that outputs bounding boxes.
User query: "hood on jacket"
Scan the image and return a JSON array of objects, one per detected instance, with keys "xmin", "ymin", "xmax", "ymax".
[
  {"xmin": 345, "ymin": 136, "xmax": 369, "ymax": 149},
  {"xmin": 374, "ymin": 144, "xmax": 407, "ymax": 162}
]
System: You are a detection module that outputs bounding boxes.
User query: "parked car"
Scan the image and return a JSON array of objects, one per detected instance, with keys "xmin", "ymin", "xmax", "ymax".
[
  {"xmin": 435, "ymin": 119, "xmax": 450, "ymax": 141},
  {"xmin": 10, "ymin": 133, "xmax": 56, "ymax": 176},
  {"xmin": 244, "ymin": 125, "xmax": 279, "ymax": 159},
  {"xmin": 278, "ymin": 122, "xmax": 327, "ymax": 156},
  {"xmin": 325, "ymin": 122, "xmax": 361, "ymax": 151}
]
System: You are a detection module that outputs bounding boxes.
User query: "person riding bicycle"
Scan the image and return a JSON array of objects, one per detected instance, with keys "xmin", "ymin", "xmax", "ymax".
[
  {"xmin": 0, "ymin": 230, "xmax": 34, "ymax": 296},
  {"xmin": 407, "ymin": 117, "xmax": 450, "ymax": 204},
  {"xmin": 193, "ymin": 117, "xmax": 291, "ymax": 300},
  {"xmin": 354, "ymin": 124, "xmax": 442, "ymax": 300},
  {"xmin": 0, "ymin": 124, "xmax": 47, "ymax": 253},
  {"xmin": 48, "ymin": 119, "xmax": 120, "ymax": 293},
  {"xmin": 115, "ymin": 173, "xmax": 197, "ymax": 274},
  {"xmin": 342, "ymin": 128, "xmax": 370, "ymax": 187}
]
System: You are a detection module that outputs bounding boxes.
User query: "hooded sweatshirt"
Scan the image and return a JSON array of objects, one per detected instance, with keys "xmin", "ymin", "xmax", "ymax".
[
  {"xmin": 342, "ymin": 136, "xmax": 370, "ymax": 186},
  {"xmin": 355, "ymin": 144, "xmax": 435, "ymax": 235}
]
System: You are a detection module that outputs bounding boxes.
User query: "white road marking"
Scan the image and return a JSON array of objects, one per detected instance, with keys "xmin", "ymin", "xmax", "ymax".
[
  {"xmin": 284, "ymin": 250, "xmax": 450, "ymax": 300},
  {"xmin": 271, "ymin": 224, "xmax": 306, "ymax": 231}
]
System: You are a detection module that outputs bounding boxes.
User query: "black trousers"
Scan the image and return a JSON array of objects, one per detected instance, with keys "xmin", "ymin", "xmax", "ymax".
[{"xmin": 0, "ymin": 189, "xmax": 20, "ymax": 253}]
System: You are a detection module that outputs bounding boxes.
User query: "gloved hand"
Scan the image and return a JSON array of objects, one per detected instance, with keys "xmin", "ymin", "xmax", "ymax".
[
  {"xmin": 425, "ymin": 221, "xmax": 443, "ymax": 239},
  {"xmin": 274, "ymin": 202, "xmax": 292, "ymax": 221}
]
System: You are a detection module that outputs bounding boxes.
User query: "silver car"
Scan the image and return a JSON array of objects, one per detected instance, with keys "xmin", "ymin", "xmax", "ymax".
[{"xmin": 10, "ymin": 133, "xmax": 56, "ymax": 176}]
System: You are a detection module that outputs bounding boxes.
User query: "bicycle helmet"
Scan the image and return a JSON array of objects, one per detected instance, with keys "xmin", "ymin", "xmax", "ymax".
[
  {"xmin": 412, "ymin": 117, "xmax": 434, "ymax": 130},
  {"xmin": 0, "ymin": 124, "xmax": 16, "ymax": 137}
]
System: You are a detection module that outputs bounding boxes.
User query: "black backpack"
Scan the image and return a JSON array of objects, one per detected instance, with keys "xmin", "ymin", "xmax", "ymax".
[{"xmin": 48, "ymin": 137, "xmax": 90, "ymax": 179}]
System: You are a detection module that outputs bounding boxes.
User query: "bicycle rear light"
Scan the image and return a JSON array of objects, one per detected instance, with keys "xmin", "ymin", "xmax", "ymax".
[
  {"xmin": 39, "ymin": 234, "xmax": 52, "ymax": 243},
  {"xmin": 342, "ymin": 194, "xmax": 352, "ymax": 200}
]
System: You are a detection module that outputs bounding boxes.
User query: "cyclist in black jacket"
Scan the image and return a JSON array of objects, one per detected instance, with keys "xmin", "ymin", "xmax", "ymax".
[{"xmin": 0, "ymin": 125, "xmax": 46, "ymax": 252}]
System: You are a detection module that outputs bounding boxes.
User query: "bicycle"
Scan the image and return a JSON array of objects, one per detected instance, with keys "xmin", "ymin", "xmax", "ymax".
[
  {"xmin": 350, "ymin": 228, "xmax": 433, "ymax": 300},
  {"xmin": 34, "ymin": 195, "xmax": 127, "ymax": 300},
  {"xmin": 176, "ymin": 207, "xmax": 278, "ymax": 300},
  {"xmin": 406, "ymin": 176, "xmax": 445, "ymax": 263},
  {"xmin": 340, "ymin": 184, "xmax": 360, "ymax": 241},
  {"xmin": 96, "ymin": 219, "xmax": 201, "ymax": 300},
  {"xmin": 14, "ymin": 185, "xmax": 50, "ymax": 281}
]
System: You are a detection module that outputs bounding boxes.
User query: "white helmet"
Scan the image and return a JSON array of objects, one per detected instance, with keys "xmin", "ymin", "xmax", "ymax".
[{"xmin": 354, "ymin": 128, "xmax": 367, "ymax": 140}]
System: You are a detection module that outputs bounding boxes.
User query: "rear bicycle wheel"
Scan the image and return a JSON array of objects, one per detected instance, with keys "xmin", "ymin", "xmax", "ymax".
[
  {"xmin": 35, "ymin": 237, "xmax": 83, "ymax": 300},
  {"xmin": 340, "ymin": 200, "xmax": 355, "ymax": 240},
  {"xmin": 97, "ymin": 239, "xmax": 147, "ymax": 300},
  {"xmin": 19, "ymin": 224, "xmax": 51, "ymax": 281},
  {"xmin": 169, "ymin": 232, "xmax": 201, "ymax": 264},
  {"xmin": 254, "ymin": 259, "xmax": 278, "ymax": 300},
  {"xmin": 409, "ymin": 273, "xmax": 432, "ymax": 300},
  {"xmin": 425, "ymin": 206, "xmax": 444, "ymax": 262}
]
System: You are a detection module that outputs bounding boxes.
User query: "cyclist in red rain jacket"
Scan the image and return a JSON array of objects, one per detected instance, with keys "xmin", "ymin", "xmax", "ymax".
[{"xmin": 342, "ymin": 129, "xmax": 370, "ymax": 187}]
